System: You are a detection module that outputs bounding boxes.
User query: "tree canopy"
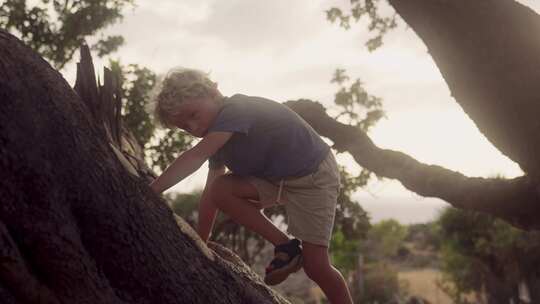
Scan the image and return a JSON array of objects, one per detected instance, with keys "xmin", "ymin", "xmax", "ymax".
[{"xmin": 0, "ymin": 0, "xmax": 133, "ymax": 69}]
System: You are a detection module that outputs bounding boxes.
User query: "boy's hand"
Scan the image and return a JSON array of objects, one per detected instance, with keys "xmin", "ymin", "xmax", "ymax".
[{"xmin": 149, "ymin": 131, "xmax": 232, "ymax": 194}]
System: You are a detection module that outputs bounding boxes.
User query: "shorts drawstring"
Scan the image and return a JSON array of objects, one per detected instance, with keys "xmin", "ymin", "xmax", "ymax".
[{"xmin": 276, "ymin": 179, "xmax": 284, "ymax": 204}]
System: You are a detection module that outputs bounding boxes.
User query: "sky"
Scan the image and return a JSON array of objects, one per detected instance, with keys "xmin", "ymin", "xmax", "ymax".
[{"xmin": 59, "ymin": 0, "xmax": 540, "ymax": 223}]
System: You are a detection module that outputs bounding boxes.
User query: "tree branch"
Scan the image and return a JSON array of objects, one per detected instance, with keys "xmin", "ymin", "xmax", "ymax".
[
  {"xmin": 286, "ymin": 99, "xmax": 540, "ymax": 230},
  {"xmin": 387, "ymin": 0, "xmax": 540, "ymax": 178}
]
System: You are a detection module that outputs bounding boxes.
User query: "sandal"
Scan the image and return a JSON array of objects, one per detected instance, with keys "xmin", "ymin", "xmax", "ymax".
[{"xmin": 264, "ymin": 238, "xmax": 303, "ymax": 285}]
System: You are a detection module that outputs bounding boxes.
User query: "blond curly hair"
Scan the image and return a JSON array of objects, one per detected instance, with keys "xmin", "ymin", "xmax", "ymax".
[{"xmin": 152, "ymin": 67, "xmax": 222, "ymax": 129}]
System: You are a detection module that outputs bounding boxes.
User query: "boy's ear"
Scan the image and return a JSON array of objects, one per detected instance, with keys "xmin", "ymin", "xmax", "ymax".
[{"xmin": 210, "ymin": 91, "xmax": 222, "ymax": 102}]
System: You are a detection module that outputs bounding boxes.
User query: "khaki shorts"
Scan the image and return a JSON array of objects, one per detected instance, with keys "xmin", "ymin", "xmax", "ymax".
[{"xmin": 246, "ymin": 150, "xmax": 340, "ymax": 246}]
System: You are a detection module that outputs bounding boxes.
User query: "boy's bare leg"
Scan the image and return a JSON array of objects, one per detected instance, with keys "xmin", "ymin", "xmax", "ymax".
[
  {"xmin": 210, "ymin": 174, "xmax": 290, "ymax": 246},
  {"xmin": 302, "ymin": 242, "xmax": 353, "ymax": 304},
  {"xmin": 197, "ymin": 188, "xmax": 218, "ymax": 242}
]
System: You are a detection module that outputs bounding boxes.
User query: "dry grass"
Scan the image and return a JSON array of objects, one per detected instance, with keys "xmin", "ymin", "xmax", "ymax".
[{"xmin": 398, "ymin": 268, "xmax": 453, "ymax": 304}]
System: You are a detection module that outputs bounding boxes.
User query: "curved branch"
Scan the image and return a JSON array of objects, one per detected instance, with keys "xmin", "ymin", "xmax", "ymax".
[
  {"xmin": 286, "ymin": 99, "xmax": 540, "ymax": 230},
  {"xmin": 387, "ymin": 0, "xmax": 540, "ymax": 178}
]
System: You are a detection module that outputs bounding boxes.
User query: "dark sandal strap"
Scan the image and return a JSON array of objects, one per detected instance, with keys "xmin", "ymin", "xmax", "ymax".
[
  {"xmin": 266, "ymin": 253, "xmax": 299, "ymax": 274},
  {"xmin": 274, "ymin": 238, "xmax": 301, "ymax": 256},
  {"xmin": 265, "ymin": 239, "xmax": 302, "ymax": 274}
]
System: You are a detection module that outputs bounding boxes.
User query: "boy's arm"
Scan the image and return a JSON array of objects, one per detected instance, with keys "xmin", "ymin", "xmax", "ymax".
[
  {"xmin": 197, "ymin": 164, "xmax": 226, "ymax": 242},
  {"xmin": 149, "ymin": 131, "xmax": 232, "ymax": 194}
]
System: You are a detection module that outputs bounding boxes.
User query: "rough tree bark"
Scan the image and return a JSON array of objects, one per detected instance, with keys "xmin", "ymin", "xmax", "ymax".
[
  {"xmin": 0, "ymin": 29, "xmax": 289, "ymax": 303},
  {"xmin": 287, "ymin": 0, "xmax": 540, "ymax": 229}
]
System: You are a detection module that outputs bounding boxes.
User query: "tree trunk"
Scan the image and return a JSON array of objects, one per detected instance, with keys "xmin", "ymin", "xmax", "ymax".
[
  {"xmin": 0, "ymin": 29, "xmax": 288, "ymax": 304},
  {"xmin": 387, "ymin": 0, "xmax": 540, "ymax": 180}
]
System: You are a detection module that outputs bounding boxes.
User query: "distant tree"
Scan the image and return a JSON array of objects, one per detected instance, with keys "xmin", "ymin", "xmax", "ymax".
[
  {"xmin": 358, "ymin": 262, "xmax": 404, "ymax": 304},
  {"xmin": 405, "ymin": 222, "xmax": 441, "ymax": 252},
  {"xmin": 330, "ymin": 163, "xmax": 371, "ymax": 278},
  {"xmin": 437, "ymin": 207, "xmax": 540, "ymax": 304},
  {"xmin": 363, "ymin": 219, "xmax": 408, "ymax": 260},
  {"xmin": 0, "ymin": 0, "xmax": 134, "ymax": 69},
  {"xmin": 169, "ymin": 191, "xmax": 201, "ymax": 228}
]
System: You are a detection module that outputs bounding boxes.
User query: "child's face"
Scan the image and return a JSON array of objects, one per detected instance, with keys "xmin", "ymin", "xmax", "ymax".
[{"xmin": 171, "ymin": 96, "xmax": 221, "ymax": 138}]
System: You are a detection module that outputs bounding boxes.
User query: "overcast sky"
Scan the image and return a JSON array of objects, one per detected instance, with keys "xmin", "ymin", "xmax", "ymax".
[{"xmin": 61, "ymin": 0, "xmax": 540, "ymax": 223}]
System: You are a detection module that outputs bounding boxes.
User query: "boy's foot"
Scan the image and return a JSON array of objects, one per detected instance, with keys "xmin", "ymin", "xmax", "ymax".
[{"xmin": 264, "ymin": 238, "xmax": 303, "ymax": 285}]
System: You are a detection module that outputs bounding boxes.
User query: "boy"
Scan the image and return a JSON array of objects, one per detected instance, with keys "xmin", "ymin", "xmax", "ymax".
[{"xmin": 150, "ymin": 68, "xmax": 353, "ymax": 304}]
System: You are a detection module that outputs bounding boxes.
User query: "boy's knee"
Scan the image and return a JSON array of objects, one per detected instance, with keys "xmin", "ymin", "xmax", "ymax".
[{"xmin": 208, "ymin": 174, "xmax": 233, "ymax": 205}]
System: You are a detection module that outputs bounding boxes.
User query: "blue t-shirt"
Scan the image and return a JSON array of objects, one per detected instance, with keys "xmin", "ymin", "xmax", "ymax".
[{"xmin": 207, "ymin": 93, "xmax": 330, "ymax": 180}]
